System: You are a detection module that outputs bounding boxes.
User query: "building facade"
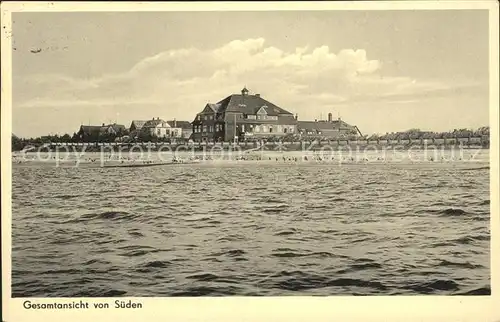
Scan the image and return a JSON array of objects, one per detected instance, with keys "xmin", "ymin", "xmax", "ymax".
[
  {"xmin": 140, "ymin": 118, "xmax": 172, "ymax": 138},
  {"xmin": 166, "ymin": 120, "xmax": 193, "ymax": 139},
  {"xmin": 191, "ymin": 87, "xmax": 298, "ymax": 142},
  {"xmin": 130, "ymin": 119, "xmax": 192, "ymax": 139}
]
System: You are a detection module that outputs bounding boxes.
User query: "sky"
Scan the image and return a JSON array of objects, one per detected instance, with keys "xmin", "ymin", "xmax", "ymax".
[{"xmin": 11, "ymin": 10, "xmax": 490, "ymax": 138}]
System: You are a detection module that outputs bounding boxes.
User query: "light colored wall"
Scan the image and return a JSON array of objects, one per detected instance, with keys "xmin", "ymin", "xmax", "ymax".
[{"xmin": 149, "ymin": 123, "xmax": 171, "ymax": 137}]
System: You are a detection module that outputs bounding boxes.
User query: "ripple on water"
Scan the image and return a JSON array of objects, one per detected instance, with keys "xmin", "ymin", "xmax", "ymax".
[{"xmin": 11, "ymin": 160, "xmax": 490, "ymax": 296}]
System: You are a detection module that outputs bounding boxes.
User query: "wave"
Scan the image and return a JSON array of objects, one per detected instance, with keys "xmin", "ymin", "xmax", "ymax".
[
  {"xmin": 407, "ymin": 279, "xmax": 460, "ymax": 293},
  {"xmin": 275, "ymin": 229, "xmax": 298, "ymax": 236},
  {"xmin": 170, "ymin": 285, "xmax": 242, "ymax": 296},
  {"xmin": 271, "ymin": 251, "xmax": 337, "ymax": 258},
  {"xmin": 259, "ymin": 270, "xmax": 388, "ymax": 291},
  {"xmin": 450, "ymin": 234, "xmax": 489, "ymax": 245},
  {"xmin": 64, "ymin": 211, "xmax": 139, "ymax": 223},
  {"xmin": 456, "ymin": 286, "xmax": 491, "ymax": 295},
  {"xmin": 134, "ymin": 260, "xmax": 173, "ymax": 273},
  {"xmin": 438, "ymin": 208, "xmax": 468, "ymax": 216},
  {"xmin": 144, "ymin": 260, "xmax": 172, "ymax": 268},
  {"xmin": 336, "ymin": 262, "xmax": 382, "ymax": 274},
  {"xmin": 462, "ymin": 166, "xmax": 489, "ymax": 171},
  {"xmin": 73, "ymin": 289, "xmax": 128, "ymax": 297},
  {"xmin": 262, "ymin": 206, "xmax": 289, "ymax": 214},
  {"xmin": 438, "ymin": 260, "xmax": 484, "ymax": 269},
  {"xmin": 84, "ymin": 259, "xmax": 111, "ymax": 265},
  {"xmin": 476, "ymin": 200, "xmax": 490, "ymax": 206},
  {"xmin": 415, "ymin": 208, "xmax": 470, "ymax": 216},
  {"xmin": 52, "ymin": 194, "xmax": 80, "ymax": 199},
  {"xmin": 186, "ymin": 273, "xmax": 220, "ymax": 282},
  {"xmin": 119, "ymin": 250, "xmax": 151, "ymax": 257},
  {"xmin": 210, "ymin": 249, "xmax": 247, "ymax": 259}
]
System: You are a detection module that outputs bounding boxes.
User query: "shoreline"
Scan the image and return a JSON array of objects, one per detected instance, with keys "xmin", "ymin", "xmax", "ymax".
[{"xmin": 12, "ymin": 142, "xmax": 489, "ymax": 153}]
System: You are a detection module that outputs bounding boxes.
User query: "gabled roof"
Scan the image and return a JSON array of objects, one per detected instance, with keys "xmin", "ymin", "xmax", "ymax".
[
  {"xmin": 80, "ymin": 125, "xmax": 102, "ymax": 135},
  {"xmin": 108, "ymin": 123, "xmax": 126, "ymax": 132},
  {"xmin": 130, "ymin": 120, "xmax": 147, "ymax": 129},
  {"xmin": 207, "ymin": 103, "xmax": 220, "ymax": 113},
  {"xmin": 167, "ymin": 120, "xmax": 192, "ymax": 129},
  {"xmin": 215, "ymin": 94, "xmax": 293, "ymax": 116},
  {"xmin": 143, "ymin": 119, "xmax": 169, "ymax": 128}
]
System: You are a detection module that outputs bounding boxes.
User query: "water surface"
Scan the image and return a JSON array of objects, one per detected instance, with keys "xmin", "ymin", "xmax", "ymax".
[{"xmin": 11, "ymin": 152, "xmax": 490, "ymax": 296}]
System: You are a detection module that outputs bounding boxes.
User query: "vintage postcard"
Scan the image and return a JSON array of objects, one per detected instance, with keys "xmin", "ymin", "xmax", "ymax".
[{"xmin": 1, "ymin": 1, "xmax": 499, "ymax": 321}]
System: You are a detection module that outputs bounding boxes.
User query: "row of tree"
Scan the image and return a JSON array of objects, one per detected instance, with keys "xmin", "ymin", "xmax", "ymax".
[{"xmin": 12, "ymin": 126, "xmax": 490, "ymax": 151}]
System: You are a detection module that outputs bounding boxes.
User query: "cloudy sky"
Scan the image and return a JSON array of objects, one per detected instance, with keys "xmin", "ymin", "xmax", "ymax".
[{"xmin": 12, "ymin": 10, "xmax": 489, "ymax": 138}]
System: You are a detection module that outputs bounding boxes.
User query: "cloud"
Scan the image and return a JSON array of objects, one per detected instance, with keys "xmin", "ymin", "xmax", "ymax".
[{"xmin": 15, "ymin": 38, "xmax": 485, "ymax": 123}]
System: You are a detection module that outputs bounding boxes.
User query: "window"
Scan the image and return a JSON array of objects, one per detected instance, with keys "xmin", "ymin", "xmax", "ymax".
[
  {"xmin": 203, "ymin": 125, "xmax": 207, "ymax": 132},
  {"xmin": 284, "ymin": 128, "xmax": 288, "ymax": 133},
  {"xmin": 255, "ymin": 126, "xmax": 260, "ymax": 133},
  {"xmin": 209, "ymin": 126, "xmax": 213, "ymax": 133},
  {"xmin": 209, "ymin": 115, "xmax": 213, "ymax": 120},
  {"xmin": 157, "ymin": 129, "xmax": 161, "ymax": 136},
  {"xmin": 204, "ymin": 116, "xmax": 208, "ymax": 120},
  {"xmin": 247, "ymin": 115, "xmax": 256, "ymax": 120},
  {"xmin": 269, "ymin": 127, "xmax": 273, "ymax": 133}
]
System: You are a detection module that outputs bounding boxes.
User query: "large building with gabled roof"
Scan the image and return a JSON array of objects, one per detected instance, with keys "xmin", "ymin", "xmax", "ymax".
[{"xmin": 191, "ymin": 87, "xmax": 298, "ymax": 142}]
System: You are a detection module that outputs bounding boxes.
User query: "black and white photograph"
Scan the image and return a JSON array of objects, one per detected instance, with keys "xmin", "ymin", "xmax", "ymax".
[{"xmin": 1, "ymin": 2, "xmax": 499, "ymax": 320}]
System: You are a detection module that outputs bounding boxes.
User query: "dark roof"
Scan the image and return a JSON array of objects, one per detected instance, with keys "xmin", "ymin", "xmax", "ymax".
[
  {"xmin": 166, "ymin": 120, "xmax": 192, "ymax": 129},
  {"xmin": 207, "ymin": 103, "xmax": 220, "ymax": 112},
  {"xmin": 214, "ymin": 94, "xmax": 293, "ymax": 117},
  {"xmin": 143, "ymin": 119, "xmax": 167, "ymax": 128},
  {"xmin": 80, "ymin": 125, "xmax": 102, "ymax": 135},
  {"xmin": 298, "ymin": 120, "xmax": 355, "ymax": 131},
  {"xmin": 108, "ymin": 123, "xmax": 126, "ymax": 132},
  {"xmin": 130, "ymin": 120, "xmax": 147, "ymax": 129}
]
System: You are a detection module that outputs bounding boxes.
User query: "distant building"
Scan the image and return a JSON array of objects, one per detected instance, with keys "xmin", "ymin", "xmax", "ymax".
[
  {"xmin": 129, "ymin": 120, "xmax": 148, "ymax": 133},
  {"xmin": 141, "ymin": 118, "xmax": 171, "ymax": 138},
  {"xmin": 77, "ymin": 123, "xmax": 126, "ymax": 141},
  {"xmin": 191, "ymin": 87, "xmax": 297, "ymax": 142},
  {"xmin": 166, "ymin": 120, "xmax": 193, "ymax": 139},
  {"xmin": 296, "ymin": 113, "xmax": 361, "ymax": 138}
]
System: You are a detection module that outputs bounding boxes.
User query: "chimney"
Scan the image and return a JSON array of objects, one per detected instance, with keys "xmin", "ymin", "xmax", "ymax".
[
  {"xmin": 315, "ymin": 119, "xmax": 318, "ymax": 122},
  {"xmin": 255, "ymin": 93, "xmax": 260, "ymax": 97},
  {"xmin": 102, "ymin": 123, "xmax": 105, "ymax": 126},
  {"xmin": 328, "ymin": 113, "xmax": 333, "ymax": 122},
  {"xmin": 295, "ymin": 114, "xmax": 298, "ymax": 120},
  {"xmin": 174, "ymin": 118, "xmax": 177, "ymax": 128}
]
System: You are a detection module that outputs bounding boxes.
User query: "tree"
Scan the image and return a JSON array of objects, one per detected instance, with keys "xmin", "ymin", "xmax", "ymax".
[{"xmin": 61, "ymin": 134, "xmax": 71, "ymax": 142}]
